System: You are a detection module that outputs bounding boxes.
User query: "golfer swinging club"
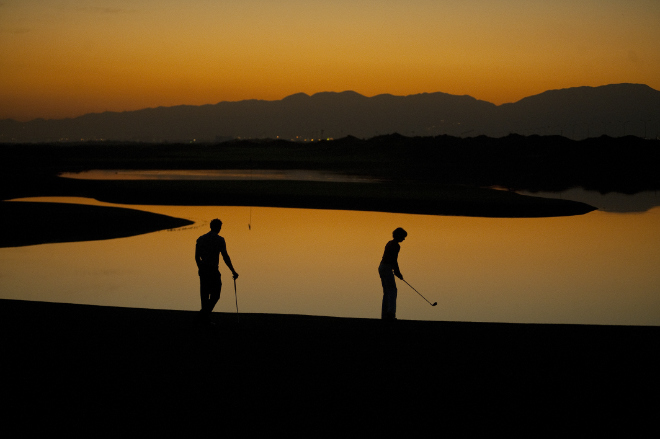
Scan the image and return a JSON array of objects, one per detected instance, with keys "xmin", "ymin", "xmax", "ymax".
[
  {"xmin": 378, "ymin": 227, "xmax": 407, "ymax": 320},
  {"xmin": 195, "ymin": 219, "xmax": 239, "ymax": 325}
]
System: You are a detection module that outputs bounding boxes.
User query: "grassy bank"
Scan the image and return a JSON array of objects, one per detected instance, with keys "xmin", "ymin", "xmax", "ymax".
[{"xmin": 3, "ymin": 299, "xmax": 657, "ymax": 435}]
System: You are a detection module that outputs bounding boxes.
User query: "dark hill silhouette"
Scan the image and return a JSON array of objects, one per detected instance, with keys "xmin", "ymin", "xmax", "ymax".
[
  {"xmin": 1, "ymin": 84, "xmax": 658, "ymax": 142},
  {"xmin": 495, "ymin": 83, "xmax": 660, "ymax": 138}
]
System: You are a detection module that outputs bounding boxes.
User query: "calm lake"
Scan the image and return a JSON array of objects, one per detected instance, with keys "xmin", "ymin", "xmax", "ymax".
[{"xmin": 2, "ymin": 192, "xmax": 659, "ymax": 326}]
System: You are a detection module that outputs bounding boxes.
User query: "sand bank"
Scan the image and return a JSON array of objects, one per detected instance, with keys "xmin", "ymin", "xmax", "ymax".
[{"xmin": 2, "ymin": 299, "xmax": 657, "ymax": 435}]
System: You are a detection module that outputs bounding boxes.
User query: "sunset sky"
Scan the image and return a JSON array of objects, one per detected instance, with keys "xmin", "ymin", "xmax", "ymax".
[{"xmin": 1, "ymin": 0, "xmax": 659, "ymax": 122}]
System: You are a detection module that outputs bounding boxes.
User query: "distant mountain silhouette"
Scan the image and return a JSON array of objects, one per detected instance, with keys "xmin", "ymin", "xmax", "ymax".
[{"xmin": 1, "ymin": 84, "xmax": 658, "ymax": 142}]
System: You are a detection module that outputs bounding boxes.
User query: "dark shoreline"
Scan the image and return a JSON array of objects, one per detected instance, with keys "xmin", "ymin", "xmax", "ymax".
[
  {"xmin": 1, "ymin": 176, "xmax": 596, "ymax": 248},
  {"xmin": 0, "ymin": 200, "xmax": 193, "ymax": 248},
  {"xmin": 0, "ymin": 183, "xmax": 595, "ymax": 248},
  {"xmin": 15, "ymin": 134, "xmax": 660, "ymax": 247},
  {"xmin": 6, "ymin": 136, "xmax": 635, "ymax": 216},
  {"xmin": 3, "ymin": 299, "xmax": 658, "ymax": 435}
]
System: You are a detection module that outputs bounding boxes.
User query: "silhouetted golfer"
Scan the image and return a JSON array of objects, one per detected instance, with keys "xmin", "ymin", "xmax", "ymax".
[
  {"xmin": 378, "ymin": 227, "xmax": 407, "ymax": 320},
  {"xmin": 195, "ymin": 219, "xmax": 238, "ymax": 325}
]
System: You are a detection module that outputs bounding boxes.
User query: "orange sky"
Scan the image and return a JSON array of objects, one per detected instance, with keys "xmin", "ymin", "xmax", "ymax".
[{"xmin": 1, "ymin": 0, "xmax": 659, "ymax": 121}]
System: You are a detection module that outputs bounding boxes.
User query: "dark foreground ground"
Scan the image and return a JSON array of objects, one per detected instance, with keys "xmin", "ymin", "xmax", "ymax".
[{"xmin": 2, "ymin": 299, "xmax": 658, "ymax": 436}]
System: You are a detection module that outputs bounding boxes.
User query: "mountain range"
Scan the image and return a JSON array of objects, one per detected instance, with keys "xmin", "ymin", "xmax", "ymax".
[{"xmin": 1, "ymin": 83, "xmax": 659, "ymax": 143}]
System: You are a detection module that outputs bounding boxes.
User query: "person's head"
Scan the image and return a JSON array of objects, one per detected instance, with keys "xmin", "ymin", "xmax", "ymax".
[
  {"xmin": 392, "ymin": 227, "xmax": 407, "ymax": 242},
  {"xmin": 210, "ymin": 219, "xmax": 223, "ymax": 233}
]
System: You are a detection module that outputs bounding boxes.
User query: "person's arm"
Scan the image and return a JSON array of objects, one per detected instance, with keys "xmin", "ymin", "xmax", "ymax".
[
  {"xmin": 384, "ymin": 240, "xmax": 403, "ymax": 280},
  {"xmin": 220, "ymin": 241, "xmax": 239, "ymax": 279},
  {"xmin": 195, "ymin": 243, "xmax": 202, "ymax": 269},
  {"xmin": 393, "ymin": 260, "xmax": 403, "ymax": 280},
  {"xmin": 392, "ymin": 242, "xmax": 403, "ymax": 280}
]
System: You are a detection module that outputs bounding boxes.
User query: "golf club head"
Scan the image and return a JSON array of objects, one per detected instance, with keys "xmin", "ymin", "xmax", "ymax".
[{"xmin": 432, "ymin": 302, "xmax": 438, "ymax": 306}]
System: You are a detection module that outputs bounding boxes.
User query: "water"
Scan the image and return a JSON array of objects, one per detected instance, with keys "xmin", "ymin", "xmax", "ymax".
[
  {"xmin": 518, "ymin": 188, "xmax": 660, "ymax": 213},
  {"xmin": 59, "ymin": 169, "xmax": 380, "ymax": 183},
  {"xmin": 1, "ymin": 195, "xmax": 659, "ymax": 325}
]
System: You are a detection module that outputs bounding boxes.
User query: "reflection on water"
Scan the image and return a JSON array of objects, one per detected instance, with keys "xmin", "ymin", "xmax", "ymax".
[
  {"xmin": 1, "ymin": 197, "xmax": 659, "ymax": 325},
  {"xmin": 517, "ymin": 188, "xmax": 660, "ymax": 213},
  {"xmin": 59, "ymin": 169, "xmax": 380, "ymax": 183}
]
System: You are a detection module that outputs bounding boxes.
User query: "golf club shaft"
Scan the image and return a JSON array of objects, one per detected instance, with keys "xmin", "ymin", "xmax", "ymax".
[
  {"xmin": 234, "ymin": 278, "xmax": 240, "ymax": 323},
  {"xmin": 401, "ymin": 279, "xmax": 435, "ymax": 306}
]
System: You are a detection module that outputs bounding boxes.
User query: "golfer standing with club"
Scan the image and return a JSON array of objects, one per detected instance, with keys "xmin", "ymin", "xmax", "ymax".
[
  {"xmin": 195, "ymin": 219, "xmax": 239, "ymax": 325},
  {"xmin": 378, "ymin": 227, "xmax": 407, "ymax": 320}
]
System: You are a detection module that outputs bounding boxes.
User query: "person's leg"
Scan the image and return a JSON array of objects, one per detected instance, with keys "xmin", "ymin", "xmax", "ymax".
[
  {"xmin": 200, "ymin": 270, "xmax": 221, "ymax": 322},
  {"xmin": 208, "ymin": 271, "xmax": 221, "ymax": 312},
  {"xmin": 200, "ymin": 277, "xmax": 208, "ymax": 312},
  {"xmin": 384, "ymin": 279, "xmax": 397, "ymax": 320},
  {"xmin": 379, "ymin": 265, "xmax": 397, "ymax": 320}
]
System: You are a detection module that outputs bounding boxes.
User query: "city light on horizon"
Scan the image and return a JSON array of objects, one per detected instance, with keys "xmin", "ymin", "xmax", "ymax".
[{"xmin": 1, "ymin": 0, "xmax": 659, "ymax": 122}]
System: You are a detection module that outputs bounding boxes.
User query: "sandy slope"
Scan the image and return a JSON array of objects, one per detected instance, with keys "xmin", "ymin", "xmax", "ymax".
[{"xmin": 2, "ymin": 299, "xmax": 657, "ymax": 436}]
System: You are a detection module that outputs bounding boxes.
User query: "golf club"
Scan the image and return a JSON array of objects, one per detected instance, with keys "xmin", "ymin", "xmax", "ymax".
[
  {"xmin": 401, "ymin": 279, "xmax": 437, "ymax": 306},
  {"xmin": 233, "ymin": 277, "xmax": 240, "ymax": 323}
]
